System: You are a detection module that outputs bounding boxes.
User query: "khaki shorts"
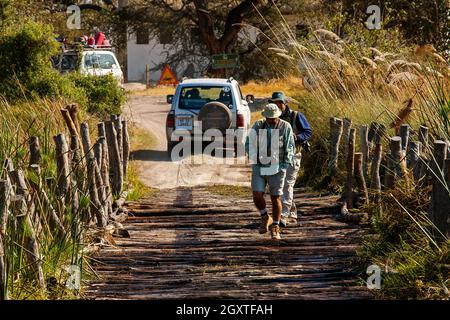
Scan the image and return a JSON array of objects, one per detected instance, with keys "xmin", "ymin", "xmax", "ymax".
[{"xmin": 251, "ymin": 166, "xmax": 287, "ymax": 196}]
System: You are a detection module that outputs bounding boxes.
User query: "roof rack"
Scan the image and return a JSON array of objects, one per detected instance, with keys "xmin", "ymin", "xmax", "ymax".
[{"xmin": 61, "ymin": 43, "xmax": 113, "ymax": 52}]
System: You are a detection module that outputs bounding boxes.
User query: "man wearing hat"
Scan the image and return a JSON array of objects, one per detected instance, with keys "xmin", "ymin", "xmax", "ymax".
[
  {"xmin": 268, "ymin": 91, "xmax": 312, "ymax": 227},
  {"xmin": 245, "ymin": 103, "xmax": 295, "ymax": 240}
]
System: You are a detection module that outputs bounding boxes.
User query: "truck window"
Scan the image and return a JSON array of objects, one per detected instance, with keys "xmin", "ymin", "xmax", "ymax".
[
  {"xmin": 84, "ymin": 53, "xmax": 117, "ymax": 69},
  {"xmin": 179, "ymin": 86, "xmax": 234, "ymax": 109}
]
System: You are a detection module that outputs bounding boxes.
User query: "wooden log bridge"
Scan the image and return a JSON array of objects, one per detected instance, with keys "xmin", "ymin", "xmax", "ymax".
[{"xmin": 85, "ymin": 187, "xmax": 372, "ymax": 300}]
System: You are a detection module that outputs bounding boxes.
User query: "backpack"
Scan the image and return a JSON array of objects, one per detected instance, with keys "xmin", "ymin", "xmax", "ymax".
[{"xmin": 289, "ymin": 110, "xmax": 311, "ymax": 153}]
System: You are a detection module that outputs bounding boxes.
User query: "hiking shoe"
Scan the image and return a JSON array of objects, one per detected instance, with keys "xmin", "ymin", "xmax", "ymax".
[
  {"xmin": 259, "ymin": 214, "xmax": 273, "ymax": 234},
  {"xmin": 270, "ymin": 224, "xmax": 281, "ymax": 240},
  {"xmin": 280, "ymin": 216, "xmax": 288, "ymax": 228}
]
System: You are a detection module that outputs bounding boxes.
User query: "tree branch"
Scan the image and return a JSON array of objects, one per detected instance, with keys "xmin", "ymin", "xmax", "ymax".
[{"xmin": 219, "ymin": 0, "xmax": 261, "ymax": 51}]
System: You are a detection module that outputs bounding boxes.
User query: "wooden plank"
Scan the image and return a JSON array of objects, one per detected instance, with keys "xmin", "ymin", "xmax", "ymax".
[{"xmin": 86, "ymin": 186, "xmax": 371, "ymax": 300}]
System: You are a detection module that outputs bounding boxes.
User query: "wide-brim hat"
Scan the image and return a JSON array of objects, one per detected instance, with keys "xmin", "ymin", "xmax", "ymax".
[
  {"xmin": 268, "ymin": 91, "xmax": 287, "ymax": 103},
  {"xmin": 261, "ymin": 103, "xmax": 282, "ymax": 118}
]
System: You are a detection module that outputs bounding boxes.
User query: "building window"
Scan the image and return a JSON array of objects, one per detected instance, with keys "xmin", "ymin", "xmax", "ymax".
[
  {"xmin": 159, "ymin": 27, "xmax": 173, "ymax": 45},
  {"xmin": 136, "ymin": 28, "xmax": 149, "ymax": 45}
]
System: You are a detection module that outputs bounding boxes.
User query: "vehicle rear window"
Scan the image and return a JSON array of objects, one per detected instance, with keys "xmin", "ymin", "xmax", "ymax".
[
  {"xmin": 179, "ymin": 86, "xmax": 233, "ymax": 109},
  {"xmin": 84, "ymin": 53, "xmax": 117, "ymax": 69}
]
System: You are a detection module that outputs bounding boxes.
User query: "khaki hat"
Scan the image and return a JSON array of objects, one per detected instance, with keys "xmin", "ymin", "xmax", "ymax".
[{"xmin": 261, "ymin": 103, "xmax": 282, "ymax": 118}]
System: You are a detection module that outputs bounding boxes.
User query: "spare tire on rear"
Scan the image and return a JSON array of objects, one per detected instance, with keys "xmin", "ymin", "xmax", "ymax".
[{"xmin": 198, "ymin": 101, "xmax": 232, "ymax": 133}]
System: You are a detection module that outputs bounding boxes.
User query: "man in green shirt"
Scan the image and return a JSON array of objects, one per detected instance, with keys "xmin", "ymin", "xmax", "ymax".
[{"xmin": 245, "ymin": 104, "xmax": 295, "ymax": 240}]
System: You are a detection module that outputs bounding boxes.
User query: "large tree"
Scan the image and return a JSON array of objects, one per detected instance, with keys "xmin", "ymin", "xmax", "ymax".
[{"xmin": 124, "ymin": 0, "xmax": 278, "ymax": 55}]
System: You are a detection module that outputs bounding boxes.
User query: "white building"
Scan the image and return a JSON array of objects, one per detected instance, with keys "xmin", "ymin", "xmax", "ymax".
[
  {"xmin": 126, "ymin": 27, "xmax": 210, "ymax": 83},
  {"xmin": 126, "ymin": 26, "xmax": 259, "ymax": 83}
]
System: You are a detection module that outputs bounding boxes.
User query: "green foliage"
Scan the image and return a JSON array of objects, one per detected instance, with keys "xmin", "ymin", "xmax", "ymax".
[
  {"xmin": 0, "ymin": 20, "xmax": 59, "ymax": 100},
  {"xmin": 68, "ymin": 73, "xmax": 126, "ymax": 116},
  {"xmin": 0, "ymin": 6, "xmax": 125, "ymax": 117},
  {"xmin": 357, "ymin": 185, "xmax": 450, "ymax": 299}
]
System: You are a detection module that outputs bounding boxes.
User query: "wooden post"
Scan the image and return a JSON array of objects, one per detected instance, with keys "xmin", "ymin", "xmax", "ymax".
[
  {"xmin": 87, "ymin": 158, "xmax": 107, "ymax": 228},
  {"xmin": 2, "ymin": 159, "xmax": 15, "ymax": 204},
  {"xmin": 429, "ymin": 141, "xmax": 449, "ymax": 240},
  {"xmin": 0, "ymin": 231, "xmax": 7, "ymax": 300},
  {"xmin": 4, "ymin": 159, "xmax": 14, "ymax": 173},
  {"xmin": 122, "ymin": 120, "xmax": 130, "ymax": 182},
  {"xmin": 94, "ymin": 140, "xmax": 103, "ymax": 170},
  {"xmin": 98, "ymin": 122, "xmax": 106, "ymax": 139},
  {"xmin": 0, "ymin": 180, "xmax": 10, "ymax": 299},
  {"xmin": 385, "ymin": 137, "xmax": 406, "ymax": 189},
  {"xmin": 81, "ymin": 123, "xmax": 107, "ymax": 226},
  {"xmin": 9, "ymin": 170, "xmax": 29, "ymax": 197},
  {"xmin": 370, "ymin": 141, "xmax": 383, "ymax": 203},
  {"xmin": 10, "ymin": 169, "xmax": 43, "ymax": 237},
  {"xmin": 329, "ymin": 117, "xmax": 343, "ymax": 177},
  {"xmin": 0, "ymin": 180, "xmax": 11, "ymax": 235},
  {"xmin": 0, "ymin": 170, "xmax": 12, "ymax": 301},
  {"xmin": 12, "ymin": 195, "xmax": 45, "ymax": 289},
  {"xmin": 69, "ymin": 135, "xmax": 82, "ymax": 217},
  {"xmin": 67, "ymin": 104, "xmax": 80, "ymax": 135},
  {"xmin": 430, "ymin": 140, "xmax": 447, "ymax": 181},
  {"xmin": 342, "ymin": 118, "xmax": 352, "ymax": 156},
  {"xmin": 354, "ymin": 153, "xmax": 369, "ymax": 205},
  {"xmin": 367, "ymin": 121, "xmax": 378, "ymax": 147},
  {"xmin": 360, "ymin": 125, "xmax": 369, "ymax": 181},
  {"xmin": 28, "ymin": 165, "xmax": 66, "ymax": 237},
  {"xmin": 105, "ymin": 121, "xmax": 123, "ymax": 195},
  {"xmin": 419, "ymin": 125, "xmax": 429, "ymax": 153},
  {"xmin": 345, "ymin": 128, "xmax": 356, "ymax": 209},
  {"xmin": 93, "ymin": 139, "xmax": 108, "ymax": 219},
  {"xmin": 399, "ymin": 124, "xmax": 409, "ymax": 156},
  {"xmin": 408, "ymin": 141, "xmax": 422, "ymax": 182},
  {"xmin": 29, "ymin": 136, "xmax": 41, "ymax": 167},
  {"xmin": 99, "ymin": 138, "xmax": 113, "ymax": 216},
  {"xmin": 61, "ymin": 108, "xmax": 79, "ymax": 140},
  {"xmin": 54, "ymin": 134, "xmax": 71, "ymax": 198},
  {"xmin": 98, "ymin": 122, "xmax": 110, "ymax": 170},
  {"xmin": 112, "ymin": 115, "xmax": 123, "ymax": 165},
  {"xmin": 80, "ymin": 123, "xmax": 94, "ymax": 161}
]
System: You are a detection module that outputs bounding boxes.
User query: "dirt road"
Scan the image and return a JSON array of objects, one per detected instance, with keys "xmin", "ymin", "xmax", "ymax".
[{"xmin": 122, "ymin": 95, "xmax": 251, "ymax": 189}]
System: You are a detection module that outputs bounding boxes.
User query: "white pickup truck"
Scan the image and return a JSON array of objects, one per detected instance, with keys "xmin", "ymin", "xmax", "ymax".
[{"xmin": 165, "ymin": 78, "xmax": 254, "ymax": 157}]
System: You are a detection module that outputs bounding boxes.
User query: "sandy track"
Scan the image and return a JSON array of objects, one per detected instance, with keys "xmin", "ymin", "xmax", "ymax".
[{"xmin": 122, "ymin": 95, "xmax": 251, "ymax": 189}]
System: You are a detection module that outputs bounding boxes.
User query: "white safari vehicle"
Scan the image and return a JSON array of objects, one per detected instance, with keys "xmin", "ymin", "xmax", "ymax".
[
  {"xmin": 165, "ymin": 78, "xmax": 254, "ymax": 157},
  {"xmin": 54, "ymin": 46, "xmax": 124, "ymax": 86}
]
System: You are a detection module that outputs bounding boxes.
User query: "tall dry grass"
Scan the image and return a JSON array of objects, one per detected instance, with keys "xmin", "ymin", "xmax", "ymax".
[
  {"xmin": 247, "ymin": 6, "xmax": 450, "ymax": 299},
  {"xmin": 0, "ymin": 98, "xmax": 101, "ymax": 299}
]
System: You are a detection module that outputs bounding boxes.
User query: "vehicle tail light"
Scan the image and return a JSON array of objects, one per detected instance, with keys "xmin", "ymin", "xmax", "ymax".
[
  {"xmin": 236, "ymin": 113, "xmax": 245, "ymax": 128},
  {"xmin": 166, "ymin": 111, "xmax": 175, "ymax": 128}
]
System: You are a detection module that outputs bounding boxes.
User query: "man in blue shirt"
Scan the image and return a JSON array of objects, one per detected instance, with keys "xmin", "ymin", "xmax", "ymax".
[{"xmin": 268, "ymin": 92, "xmax": 312, "ymax": 227}]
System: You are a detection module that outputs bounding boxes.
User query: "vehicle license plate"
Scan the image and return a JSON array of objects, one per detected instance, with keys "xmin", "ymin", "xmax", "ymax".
[{"xmin": 177, "ymin": 117, "xmax": 193, "ymax": 127}]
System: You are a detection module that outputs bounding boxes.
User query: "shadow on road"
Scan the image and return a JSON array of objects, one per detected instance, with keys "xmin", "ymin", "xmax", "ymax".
[
  {"xmin": 130, "ymin": 149, "xmax": 170, "ymax": 161},
  {"xmin": 130, "ymin": 147, "xmax": 240, "ymax": 162}
]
